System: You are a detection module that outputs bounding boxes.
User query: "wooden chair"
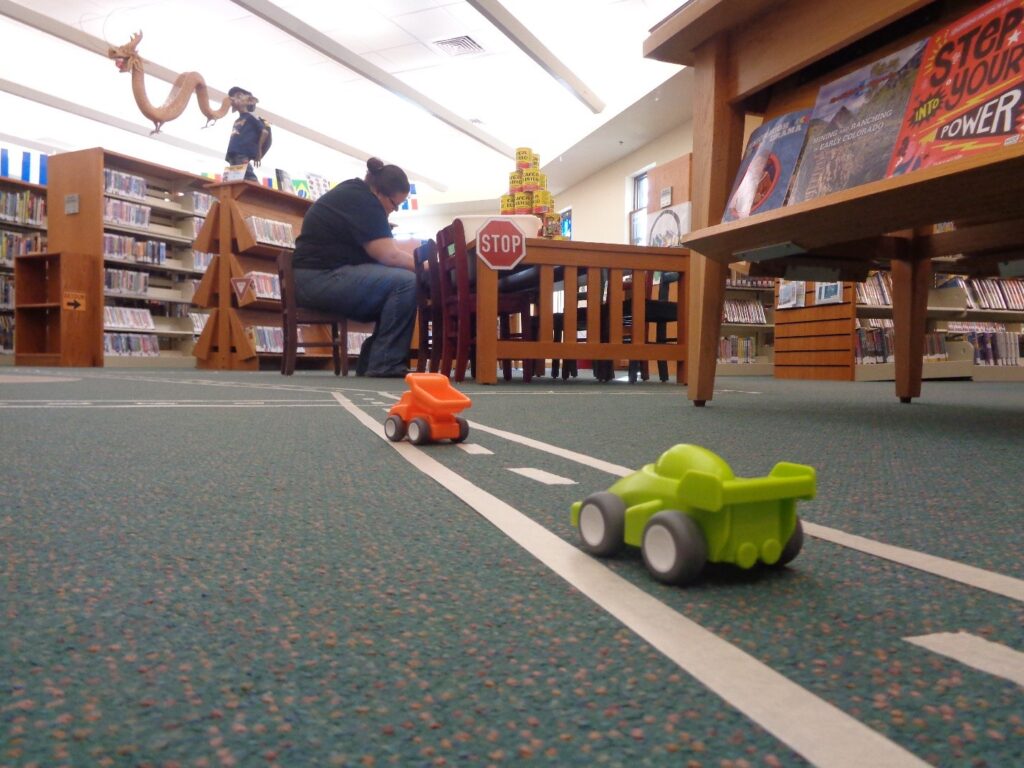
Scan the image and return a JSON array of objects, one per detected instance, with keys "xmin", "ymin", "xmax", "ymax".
[
  {"xmin": 436, "ymin": 219, "xmax": 535, "ymax": 382},
  {"xmin": 278, "ymin": 249, "xmax": 349, "ymax": 376},
  {"xmin": 413, "ymin": 240, "xmax": 443, "ymax": 373},
  {"xmin": 626, "ymin": 271, "xmax": 680, "ymax": 382}
]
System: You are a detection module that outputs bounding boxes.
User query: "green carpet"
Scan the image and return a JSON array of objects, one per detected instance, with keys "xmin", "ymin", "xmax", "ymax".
[{"xmin": 1, "ymin": 368, "xmax": 1021, "ymax": 766}]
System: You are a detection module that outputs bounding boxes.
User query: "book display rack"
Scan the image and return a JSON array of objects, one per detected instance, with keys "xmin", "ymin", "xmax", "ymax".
[
  {"xmin": 647, "ymin": 0, "xmax": 1024, "ymax": 403},
  {"xmin": 192, "ymin": 181, "xmax": 350, "ymax": 371},
  {"xmin": 45, "ymin": 148, "xmax": 213, "ymax": 367},
  {"xmin": 1, "ymin": 177, "xmax": 47, "ymax": 361}
]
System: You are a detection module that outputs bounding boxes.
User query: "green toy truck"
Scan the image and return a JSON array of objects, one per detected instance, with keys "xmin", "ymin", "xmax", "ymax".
[{"xmin": 570, "ymin": 444, "xmax": 816, "ymax": 585}]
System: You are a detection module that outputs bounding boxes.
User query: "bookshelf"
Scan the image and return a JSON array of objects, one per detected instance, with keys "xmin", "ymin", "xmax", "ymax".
[
  {"xmin": 647, "ymin": 0, "xmax": 1024, "ymax": 404},
  {"xmin": 45, "ymin": 147, "xmax": 212, "ymax": 367},
  {"xmin": 772, "ymin": 276, "xmax": 979, "ymax": 382},
  {"xmin": 14, "ymin": 251, "xmax": 103, "ymax": 366},
  {"xmin": 192, "ymin": 181, "xmax": 360, "ymax": 370},
  {"xmin": 1, "ymin": 177, "xmax": 48, "ymax": 362},
  {"xmin": 719, "ymin": 277, "xmax": 774, "ymax": 375}
]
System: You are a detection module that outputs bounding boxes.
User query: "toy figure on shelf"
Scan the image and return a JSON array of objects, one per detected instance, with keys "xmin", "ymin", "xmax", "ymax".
[
  {"xmin": 385, "ymin": 373, "xmax": 472, "ymax": 445},
  {"xmin": 224, "ymin": 86, "xmax": 272, "ymax": 182},
  {"xmin": 571, "ymin": 444, "xmax": 816, "ymax": 585},
  {"xmin": 107, "ymin": 31, "xmax": 231, "ymax": 133}
]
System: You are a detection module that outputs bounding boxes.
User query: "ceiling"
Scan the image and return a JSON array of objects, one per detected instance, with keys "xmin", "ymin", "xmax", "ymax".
[{"xmin": 0, "ymin": 0, "xmax": 689, "ymax": 215}]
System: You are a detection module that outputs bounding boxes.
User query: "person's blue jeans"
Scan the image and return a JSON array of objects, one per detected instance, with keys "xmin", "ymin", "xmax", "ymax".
[{"xmin": 294, "ymin": 263, "xmax": 417, "ymax": 375}]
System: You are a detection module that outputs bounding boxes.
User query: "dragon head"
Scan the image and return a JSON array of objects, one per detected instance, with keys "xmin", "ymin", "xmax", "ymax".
[{"xmin": 108, "ymin": 30, "xmax": 143, "ymax": 73}]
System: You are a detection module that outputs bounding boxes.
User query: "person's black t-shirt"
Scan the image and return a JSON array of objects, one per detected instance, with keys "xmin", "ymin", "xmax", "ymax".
[
  {"xmin": 225, "ymin": 112, "xmax": 264, "ymax": 161},
  {"xmin": 292, "ymin": 178, "xmax": 392, "ymax": 270}
]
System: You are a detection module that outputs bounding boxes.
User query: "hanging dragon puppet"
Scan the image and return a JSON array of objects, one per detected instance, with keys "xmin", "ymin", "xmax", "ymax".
[{"xmin": 107, "ymin": 31, "xmax": 231, "ymax": 133}]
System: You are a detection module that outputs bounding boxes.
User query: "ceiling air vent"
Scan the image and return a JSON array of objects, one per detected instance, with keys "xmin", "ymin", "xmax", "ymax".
[{"xmin": 433, "ymin": 35, "xmax": 484, "ymax": 56}]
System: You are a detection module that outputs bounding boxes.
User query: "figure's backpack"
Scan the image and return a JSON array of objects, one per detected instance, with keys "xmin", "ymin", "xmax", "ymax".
[{"xmin": 259, "ymin": 117, "xmax": 272, "ymax": 157}]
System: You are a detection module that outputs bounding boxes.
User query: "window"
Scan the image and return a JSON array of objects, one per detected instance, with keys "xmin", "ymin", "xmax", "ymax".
[{"xmin": 629, "ymin": 172, "xmax": 648, "ymax": 246}]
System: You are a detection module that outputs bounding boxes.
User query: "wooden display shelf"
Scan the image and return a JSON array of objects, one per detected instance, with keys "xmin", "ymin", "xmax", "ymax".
[
  {"xmin": 683, "ymin": 142, "xmax": 1024, "ymax": 266},
  {"xmin": 647, "ymin": 0, "xmax": 1024, "ymax": 404},
  {"xmin": 193, "ymin": 181, "xmax": 329, "ymax": 371}
]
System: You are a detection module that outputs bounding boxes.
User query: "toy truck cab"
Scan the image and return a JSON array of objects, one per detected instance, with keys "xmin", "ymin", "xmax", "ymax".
[
  {"xmin": 385, "ymin": 373, "xmax": 472, "ymax": 445},
  {"xmin": 571, "ymin": 444, "xmax": 816, "ymax": 585}
]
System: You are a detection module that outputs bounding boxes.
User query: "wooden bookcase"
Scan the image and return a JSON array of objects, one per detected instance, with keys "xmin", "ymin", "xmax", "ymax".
[
  {"xmin": 646, "ymin": 0, "xmax": 1024, "ymax": 403},
  {"xmin": 46, "ymin": 147, "xmax": 212, "ymax": 367},
  {"xmin": 772, "ymin": 278, "xmax": 979, "ymax": 381},
  {"xmin": 192, "ymin": 181, "xmax": 348, "ymax": 371},
  {"xmin": 1, "ymin": 177, "xmax": 48, "ymax": 362},
  {"xmin": 14, "ymin": 251, "xmax": 103, "ymax": 366}
]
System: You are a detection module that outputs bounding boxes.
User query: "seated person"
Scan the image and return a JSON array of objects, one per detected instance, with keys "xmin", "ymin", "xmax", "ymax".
[{"xmin": 291, "ymin": 157, "xmax": 417, "ymax": 377}]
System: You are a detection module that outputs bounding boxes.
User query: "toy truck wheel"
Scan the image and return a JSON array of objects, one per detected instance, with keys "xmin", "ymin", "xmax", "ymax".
[
  {"xmin": 641, "ymin": 511, "xmax": 707, "ymax": 585},
  {"xmin": 776, "ymin": 517, "xmax": 804, "ymax": 566},
  {"xmin": 453, "ymin": 416, "xmax": 469, "ymax": 443},
  {"xmin": 384, "ymin": 415, "xmax": 406, "ymax": 442},
  {"xmin": 577, "ymin": 492, "xmax": 626, "ymax": 557},
  {"xmin": 407, "ymin": 417, "xmax": 431, "ymax": 445}
]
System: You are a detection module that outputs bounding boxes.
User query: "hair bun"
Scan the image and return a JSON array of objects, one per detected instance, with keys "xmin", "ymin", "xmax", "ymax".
[{"xmin": 366, "ymin": 157, "xmax": 385, "ymax": 174}]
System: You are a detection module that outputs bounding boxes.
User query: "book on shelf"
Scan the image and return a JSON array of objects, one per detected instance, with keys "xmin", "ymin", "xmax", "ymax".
[
  {"xmin": 722, "ymin": 297, "xmax": 768, "ymax": 324},
  {"xmin": 104, "ymin": 332, "xmax": 160, "ymax": 357},
  {"xmin": 723, "ymin": 109, "xmax": 811, "ymax": 221},
  {"xmin": 1, "ymin": 229, "xmax": 46, "ymax": 264},
  {"xmin": 103, "ymin": 306, "xmax": 156, "ymax": 331},
  {"xmin": 887, "ymin": 0, "xmax": 1024, "ymax": 176},
  {"xmin": 787, "ymin": 38, "xmax": 926, "ymax": 204},
  {"xmin": 275, "ymin": 168, "xmax": 293, "ymax": 193},
  {"xmin": 307, "ymin": 173, "xmax": 331, "ymax": 200},
  {"xmin": 224, "ymin": 164, "xmax": 249, "ymax": 182},
  {"xmin": 246, "ymin": 324, "xmax": 285, "ymax": 354},
  {"xmin": 718, "ymin": 334, "xmax": 758, "ymax": 364},
  {"xmin": 0, "ymin": 187, "xmax": 47, "ymax": 226},
  {"xmin": 244, "ymin": 215, "xmax": 296, "ymax": 248},
  {"xmin": 104, "ymin": 169, "xmax": 148, "ymax": 200},
  {"xmin": 189, "ymin": 311, "xmax": 209, "ymax": 335}
]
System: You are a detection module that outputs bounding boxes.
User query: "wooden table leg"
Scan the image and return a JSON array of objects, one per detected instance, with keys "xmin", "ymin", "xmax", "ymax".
[
  {"xmin": 476, "ymin": 261, "xmax": 499, "ymax": 385},
  {"xmin": 688, "ymin": 35, "xmax": 745, "ymax": 405},
  {"xmin": 688, "ymin": 254, "xmax": 727, "ymax": 405},
  {"xmin": 890, "ymin": 253, "xmax": 930, "ymax": 402}
]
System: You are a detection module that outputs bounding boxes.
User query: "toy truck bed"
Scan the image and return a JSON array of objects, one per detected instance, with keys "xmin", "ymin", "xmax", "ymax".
[{"xmin": 385, "ymin": 373, "xmax": 472, "ymax": 444}]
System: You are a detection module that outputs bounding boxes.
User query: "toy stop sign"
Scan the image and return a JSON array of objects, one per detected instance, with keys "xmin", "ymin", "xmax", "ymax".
[{"xmin": 477, "ymin": 219, "xmax": 526, "ymax": 270}]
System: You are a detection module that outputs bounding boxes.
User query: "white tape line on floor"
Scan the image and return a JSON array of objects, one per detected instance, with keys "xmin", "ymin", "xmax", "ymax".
[
  {"xmin": 905, "ymin": 632, "xmax": 1024, "ymax": 687},
  {"xmin": 331, "ymin": 391, "xmax": 928, "ymax": 768},
  {"xmin": 469, "ymin": 420, "xmax": 1024, "ymax": 605}
]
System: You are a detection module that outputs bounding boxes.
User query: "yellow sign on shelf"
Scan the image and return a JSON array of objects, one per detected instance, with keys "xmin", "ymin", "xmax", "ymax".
[{"xmin": 63, "ymin": 291, "xmax": 86, "ymax": 311}]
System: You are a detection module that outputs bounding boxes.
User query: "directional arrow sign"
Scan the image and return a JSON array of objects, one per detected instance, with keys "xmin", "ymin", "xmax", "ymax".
[
  {"xmin": 477, "ymin": 218, "xmax": 526, "ymax": 270},
  {"xmin": 63, "ymin": 291, "xmax": 86, "ymax": 311}
]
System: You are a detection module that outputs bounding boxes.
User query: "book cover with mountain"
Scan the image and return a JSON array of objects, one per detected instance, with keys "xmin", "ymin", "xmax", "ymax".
[
  {"xmin": 787, "ymin": 38, "xmax": 927, "ymax": 204},
  {"xmin": 887, "ymin": 0, "xmax": 1024, "ymax": 177},
  {"xmin": 722, "ymin": 109, "xmax": 811, "ymax": 221}
]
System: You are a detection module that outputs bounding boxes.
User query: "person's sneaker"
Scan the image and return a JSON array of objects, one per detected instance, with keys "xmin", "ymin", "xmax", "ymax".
[{"xmin": 365, "ymin": 367, "xmax": 409, "ymax": 379}]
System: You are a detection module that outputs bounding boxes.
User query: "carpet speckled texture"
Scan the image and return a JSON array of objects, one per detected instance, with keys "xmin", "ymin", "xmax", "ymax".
[{"xmin": 1, "ymin": 368, "xmax": 1021, "ymax": 767}]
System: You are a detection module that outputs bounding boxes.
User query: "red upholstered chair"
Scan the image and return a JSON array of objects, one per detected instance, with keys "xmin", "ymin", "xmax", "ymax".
[
  {"xmin": 278, "ymin": 249, "xmax": 349, "ymax": 376},
  {"xmin": 413, "ymin": 239, "xmax": 443, "ymax": 373},
  {"xmin": 435, "ymin": 219, "xmax": 534, "ymax": 382}
]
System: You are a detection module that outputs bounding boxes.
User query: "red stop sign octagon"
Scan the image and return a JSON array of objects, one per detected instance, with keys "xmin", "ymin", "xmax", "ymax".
[{"xmin": 477, "ymin": 219, "xmax": 526, "ymax": 270}]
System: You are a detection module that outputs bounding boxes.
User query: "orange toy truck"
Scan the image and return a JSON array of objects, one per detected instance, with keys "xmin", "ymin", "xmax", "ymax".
[{"xmin": 385, "ymin": 373, "xmax": 472, "ymax": 445}]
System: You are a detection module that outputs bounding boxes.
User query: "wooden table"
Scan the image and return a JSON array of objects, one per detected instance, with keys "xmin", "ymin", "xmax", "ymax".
[
  {"xmin": 472, "ymin": 238, "xmax": 689, "ymax": 385},
  {"xmin": 645, "ymin": 0, "xmax": 1024, "ymax": 404}
]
